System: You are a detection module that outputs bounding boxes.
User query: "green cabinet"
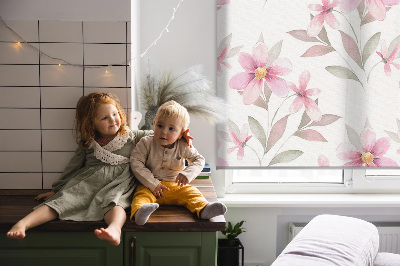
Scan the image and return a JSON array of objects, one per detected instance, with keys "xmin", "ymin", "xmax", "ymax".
[
  {"xmin": 0, "ymin": 231, "xmax": 218, "ymax": 266},
  {"xmin": 0, "ymin": 232, "xmax": 122, "ymax": 266},
  {"xmin": 124, "ymin": 232, "xmax": 217, "ymax": 266}
]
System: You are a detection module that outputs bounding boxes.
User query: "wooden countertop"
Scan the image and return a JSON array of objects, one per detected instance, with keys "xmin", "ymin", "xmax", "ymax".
[{"xmin": 0, "ymin": 178, "xmax": 225, "ymax": 233}]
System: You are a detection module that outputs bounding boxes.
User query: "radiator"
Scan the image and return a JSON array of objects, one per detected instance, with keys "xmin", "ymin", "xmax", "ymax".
[{"xmin": 289, "ymin": 222, "xmax": 400, "ymax": 254}]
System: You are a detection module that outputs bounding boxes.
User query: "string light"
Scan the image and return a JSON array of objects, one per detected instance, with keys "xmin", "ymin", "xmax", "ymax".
[
  {"xmin": 140, "ymin": 0, "xmax": 184, "ymax": 57},
  {"xmin": 0, "ymin": 0, "xmax": 185, "ymax": 68}
]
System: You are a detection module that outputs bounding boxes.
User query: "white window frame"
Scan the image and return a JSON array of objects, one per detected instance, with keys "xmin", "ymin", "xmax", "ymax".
[
  {"xmin": 352, "ymin": 169, "xmax": 400, "ymax": 192},
  {"xmin": 225, "ymin": 169, "xmax": 400, "ymax": 194}
]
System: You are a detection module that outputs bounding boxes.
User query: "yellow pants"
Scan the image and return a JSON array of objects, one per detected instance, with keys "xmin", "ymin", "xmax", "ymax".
[{"xmin": 130, "ymin": 181, "xmax": 209, "ymax": 221}]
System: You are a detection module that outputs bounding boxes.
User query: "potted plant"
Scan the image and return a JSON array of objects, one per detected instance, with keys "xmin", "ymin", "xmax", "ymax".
[{"xmin": 218, "ymin": 221, "xmax": 245, "ymax": 266}]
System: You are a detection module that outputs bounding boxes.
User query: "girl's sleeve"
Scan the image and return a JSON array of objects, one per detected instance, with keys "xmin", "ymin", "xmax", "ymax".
[
  {"xmin": 52, "ymin": 148, "xmax": 86, "ymax": 192},
  {"xmin": 180, "ymin": 140, "xmax": 205, "ymax": 183},
  {"xmin": 130, "ymin": 138, "xmax": 160, "ymax": 192},
  {"xmin": 132, "ymin": 129, "xmax": 154, "ymax": 144}
]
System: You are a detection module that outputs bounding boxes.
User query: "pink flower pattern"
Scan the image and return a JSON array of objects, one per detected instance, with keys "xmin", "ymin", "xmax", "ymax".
[
  {"xmin": 318, "ymin": 155, "xmax": 330, "ymax": 166},
  {"xmin": 227, "ymin": 124, "xmax": 252, "ymax": 160},
  {"xmin": 217, "ymin": 45, "xmax": 232, "ymax": 75},
  {"xmin": 217, "ymin": 138, "xmax": 229, "ymax": 167},
  {"xmin": 336, "ymin": 127, "xmax": 398, "ymax": 166},
  {"xmin": 307, "ymin": 0, "xmax": 340, "ymax": 37},
  {"xmin": 229, "ymin": 42, "xmax": 292, "ymax": 105},
  {"xmin": 288, "ymin": 70, "xmax": 322, "ymax": 122},
  {"xmin": 217, "ymin": 0, "xmax": 230, "ymax": 6},
  {"xmin": 340, "ymin": 0, "xmax": 400, "ymax": 20},
  {"xmin": 376, "ymin": 40, "xmax": 400, "ymax": 76},
  {"xmin": 216, "ymin": 1, "xmax": 400, "ymax": 167}
]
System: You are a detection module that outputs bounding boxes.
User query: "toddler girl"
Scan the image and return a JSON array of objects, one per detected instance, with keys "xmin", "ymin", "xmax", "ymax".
[
  {"xmin": 7, "ymin": 92, "xmax": 150, "ymax": 246},
  {"xmin": 130, "ymin": 100, "xmax": 227, "ymax": 225}
]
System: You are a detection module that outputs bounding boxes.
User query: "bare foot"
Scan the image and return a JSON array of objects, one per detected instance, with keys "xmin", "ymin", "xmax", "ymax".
[
  {"xmin": 7, "ymin": 222, "xmax": 27, "ymax": 239},
  {"xmin": 94, "ymin": 227, "xmax": 121, "ymax": 246}
]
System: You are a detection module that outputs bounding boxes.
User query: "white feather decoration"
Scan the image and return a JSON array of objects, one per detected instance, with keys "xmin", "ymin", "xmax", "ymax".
[{"xmin": 140, "ymin": 65, "xmax": 226, "ymax": 129}]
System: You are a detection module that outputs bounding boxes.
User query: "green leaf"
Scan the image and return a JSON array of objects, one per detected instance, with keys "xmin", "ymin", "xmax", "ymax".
[
  {"xmin": 301, "ymin": 45, "xmax": 335, "ymax": 57},
  {"xmin": 388, "ymin": 35, "xmax": 400, "ymax": 58},
  {"xmin": 288, "ymin": 30, "xmax": 319, "ymax": 43},
  {"xmin": 226, "ymin": 45, "xmax": 244, "ymax": 58},
  {"xmin": 223, "ymin": 221, "xmax": 246, "ymax": 239},
  {"xmin": 364, "ymin": 118, "xmax": 371, "ymax": 129},
  {"xmin": 217, "ymin": 130, "xmax": 232, "ymax": 142},
  {"xmin": 357, "ymin": 0, "xmax": 365, "ymax": 19},
  {"xmin": 346, "ymin": 125, "xmax": 362, "ymax": 152},
  {"xmin": 227, "ymin": 119, "xmax": 240, "ymax": 141},
  {"xmin": 253, "ymin": 82, "xmax": 271, "ymax": 110},
  {"xmin": 294, "ymin": 129, "xmax": 328, "ymax": 142},
  {"xmin": 266, "ymin": 115, "xmax": 289, "ymax": 152},
  {"xmin": 309, "ymin": 114, "xmax": 341, "ymax": 127},
  {"xmin": 361, "ymin": 11, "xmax": 377, "ymax": 26},
  {"xmin": 218, "ymin": 33, "xmax": 232, "ymax": 56},
  {"xmin": 266, "ymin": 40, "xmax": 283, "ymax": 67},
  {"xmin": 269, "ymin": 150, "xmax": 304, "ymax": 166},
  {"xmin": 339, "ymin": 30, "xmax": 362, "ymax": 68},
  {"xmin": 362, "ymin": 32, "xmax": 381, "ymax": 66},
  {"xmin": 325, "ymin": 66, "xmax": 361, "ymax": 84},
  {"xmin": 385, "ymin": 130, "xmax": 400, "ymax": 143},
  {"xmin": 227, "ymin": 222, "xmax": 232, "ymax": 232},
  {"xmin": 298, "ymin": 110, "xmax": 311, "ymax": 129},
  {"xmin": 248, "ymin": 116, "xmax": 267, "ymax": 152},
  {"xmin": 258, "ymin": 32, "xmax": 264, "ymax": 43},
  {"xmin": 318, "ymin": 26, "xmax": 330, "ymax": 46}
]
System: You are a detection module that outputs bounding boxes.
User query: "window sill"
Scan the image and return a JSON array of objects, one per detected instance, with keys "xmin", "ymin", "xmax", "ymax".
[{"xmin": 219, "ymin": 193, "xmax": 400, "ymax": 208}]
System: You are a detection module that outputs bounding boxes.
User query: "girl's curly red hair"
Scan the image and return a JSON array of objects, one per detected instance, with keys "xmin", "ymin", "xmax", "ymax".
[{"xmin": 74, "ymin": 92, "xmax": 128, "ymax": 149}]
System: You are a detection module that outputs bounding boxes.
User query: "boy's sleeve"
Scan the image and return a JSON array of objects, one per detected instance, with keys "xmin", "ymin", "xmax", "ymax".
[
  {"xmin": 180, "ymin": 140, "xmax": 205, "ymax": 183},
  {"xmin": 130, "ymin": 137, "xmax": 160, "ymax": 192},
  {"xmin": 52, "ymin": 148, "xmax": 86, "ymax": 192}
]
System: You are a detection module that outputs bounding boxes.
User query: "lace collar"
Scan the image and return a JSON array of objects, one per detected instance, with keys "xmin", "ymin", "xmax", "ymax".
[
  {"xmin": 101, "ymin": 130, "xmax": 130, "ymax": 151},
  {"xmin": 89, "ymin": 130, "xmax": 131, "ymax": 165}
]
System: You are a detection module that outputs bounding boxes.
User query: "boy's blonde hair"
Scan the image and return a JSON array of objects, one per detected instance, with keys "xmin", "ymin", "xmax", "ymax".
[
  {"xmin": 75, "ymin": 92, "xmax": 128, "ymax": 149},
  {"xmin": 154, "ymin": 100, "xmax": 190, "ymax": 131}
]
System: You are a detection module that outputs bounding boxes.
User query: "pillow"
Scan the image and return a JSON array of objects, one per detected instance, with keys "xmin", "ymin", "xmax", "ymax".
[
  {"xmin": 272, "ymin": 214, "xmax": 379, "ymax": 266},
  {"xmin": 374, "ymin": 253, "xmax": 400, "ymax": 266}
]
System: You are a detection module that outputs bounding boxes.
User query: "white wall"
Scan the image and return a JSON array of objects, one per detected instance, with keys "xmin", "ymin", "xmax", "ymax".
[
  {"xmin": 0, "ymin": 0, "xmax": 131, "ymax": 189},
  {"xmin": 138, "ymin": 0, "xmax": 224, "ymax": 196},
  {"xmin": 0, "ymin": 0, "xmax": 130, "ymax": 21}
]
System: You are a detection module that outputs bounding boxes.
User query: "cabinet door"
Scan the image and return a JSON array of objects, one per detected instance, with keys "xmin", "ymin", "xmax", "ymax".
[
  {"xmin": 0, "ymin": 232, "xmax": 122, "ymax": 266},
  {"xmin": 124, "ymin": 232, "xmax": 217, "ymax": 266}
]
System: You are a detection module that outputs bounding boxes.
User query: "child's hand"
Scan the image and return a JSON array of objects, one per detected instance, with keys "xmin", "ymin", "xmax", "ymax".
[
  {"xmin": 152, "ymin": 183, "xmax": 170, "ymax": 198},
  {"xmin": 175, "ymin": 174, "xmax": 189, "ymax": 187},
  {"xmin": 35, "ymin": 191, "xmax": 55, "ymax": 201},
  {"xmin": 182, "ymin": 129, "xmax": 193, "ymax": 148}
]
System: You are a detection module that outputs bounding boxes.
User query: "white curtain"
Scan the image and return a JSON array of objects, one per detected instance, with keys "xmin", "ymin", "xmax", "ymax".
[{"xmin": 217, "ymin": 0, "xmax": 400, "ymax": 168}]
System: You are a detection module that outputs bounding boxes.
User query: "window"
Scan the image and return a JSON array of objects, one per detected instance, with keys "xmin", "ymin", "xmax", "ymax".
[
  {"xmin": 232, "ymin": 169, "xmax": 343, "ymax": 183},
  {"xmin": 352, "ymin": 169, "xmax": 400, "ymax": 192},
  {"xmin": 225, "ymin": 169, "xmax": 400, "ymax": 194}
]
